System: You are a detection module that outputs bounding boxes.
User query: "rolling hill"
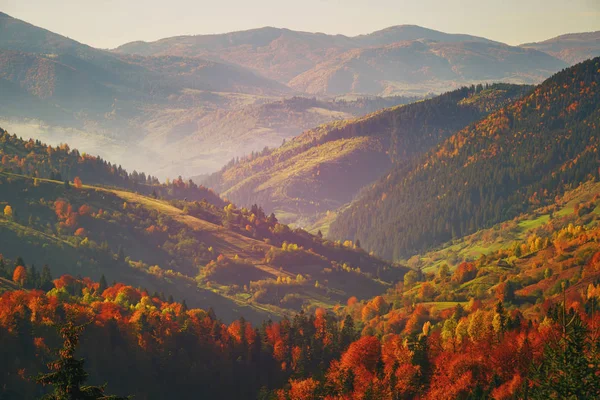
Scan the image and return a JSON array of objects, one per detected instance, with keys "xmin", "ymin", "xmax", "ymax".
[
  {"xmin": 521, "ymin": 31, "xmax": 600, "ymax": 64},
  {"xmin": 329, "ymin": 57, "xmax": 600, "ymax": 260},
  {"xmin": 205, "ymin": 84, "xmax": 530, "ymax": 227},
  {"xmin": 140, "ymin": 95, "xmax": 419, "ymax": 177},
  {"xmin": 1, "ymin": 171, "xmax": 599, "ymax": 400},
  {"xmin": 289, "ymin": 40, "xmax": 564, "ymax": 96},
  {"xmin": 0, "ymin": 12, "xmax": 288, "ymax": 99},
  {"xmin": 0, "ymin": 130, "xmax": 407, "ymax": 323}
]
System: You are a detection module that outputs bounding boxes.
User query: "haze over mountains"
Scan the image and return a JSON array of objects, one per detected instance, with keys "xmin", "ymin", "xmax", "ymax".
[
  {"xmin": 115, "ymin": 25, "xmax": 568, "ymax": 96},
  {"xmin": 0, "ymin": 11, "xmax": 598, "ymax": 181},
  {"xmin": 2, "ymin": 5, "xmax": 600, "ymax": 398},
  {"xmin": 1, "ymin": 57, "xmax": 600, "ymax": 400},
  {"xmin": 520, "ymin": 31, "xmax": 600, "ymax": 64},
  {"xmin": 205, "ymin": 83, "xmax": 530, "ymax": 228}
]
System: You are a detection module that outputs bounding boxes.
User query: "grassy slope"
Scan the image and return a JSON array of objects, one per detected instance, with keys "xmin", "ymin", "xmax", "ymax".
[
  {"xmin": 380, "ymin": 180, "xmax": 600, "ymax": 323},
  {"xmin": 413, "ymin": 181, "xmax": 600, "ymax": 273},
  {"xmin": 0, "ymin": 173, "xmax": 274, "ymax": 322},
  {"xmin": 106, "ymin": 187, "xmax": 271, "ymax": 262},
  {"xmin": 0, "ymin": 172, "xmax": 398, "ymax": 322}
]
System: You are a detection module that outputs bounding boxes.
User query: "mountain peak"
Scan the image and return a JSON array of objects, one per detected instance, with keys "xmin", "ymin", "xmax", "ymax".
[{"xmin": 355, "ymin": 24, "xmax": 501, "ymax": 46}]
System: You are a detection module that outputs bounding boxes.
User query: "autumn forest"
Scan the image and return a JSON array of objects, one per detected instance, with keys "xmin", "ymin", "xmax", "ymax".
[{"xmin": 1, "ymin": 6, "xmax": 600, "ymax": 400}]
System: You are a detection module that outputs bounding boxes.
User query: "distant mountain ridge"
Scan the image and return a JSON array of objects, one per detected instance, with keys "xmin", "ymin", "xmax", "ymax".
[
  {"xmin": 0, "ymin": 10, "xmax": 596, "ymax": 180},
  {"xmin": 520, "ymin": 31, "xmax": 600, "ymax": 64},
  {"xmin": 115, "ymin": 24, "xmax": 567, "ymax": 95},
  {"xmin": 288, "ymin": 40, "xmax": 563, "ymax": 95},
  {"xmin": 115, "ymin": 24, "xmax": 498, "ymax": 60}
]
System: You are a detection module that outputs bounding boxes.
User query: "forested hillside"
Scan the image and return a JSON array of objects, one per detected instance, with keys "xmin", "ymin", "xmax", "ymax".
[
  {"xmin": 206, "ymin": 84, "xmax": 530, "ymax": 227},
  {"xmin": 0, "ymin": 133, "xmax": 405, "ymax": 322},
  {"xmin": 2, "ymin": 180, "xmax": 599, "ymax": 398},
  {"xmin": 0, "ymin": 128, "xmax": 224, "ymax": 205},
  {"xmin": 330, "ymin": 58, "xmax": 600, "ymax": 260}
]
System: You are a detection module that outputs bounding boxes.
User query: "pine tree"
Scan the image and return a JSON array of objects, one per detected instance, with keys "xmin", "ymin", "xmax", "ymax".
[
  {"xmin": 98, "ymin": 275, "xmax": 107, "ymax": 294},
  {"xmin": 36, "ymin": 321, "xmax": 130, "ymax": 399},
  {"xmin": 116, "ymin": 246, "xmax": 125, "ymax": 263},
  {"xmin": 340, "ymin": 315, "xmax": 357, "ymax": 351},
  {"xmin": 41, "ymin": 265, "xmax": 53, "ymax": 291},
  {"xmin": 28, "ymin": 264, "xmax": 40, "ymax": 289},
  {"xmin": 529, "ymin": 285, "xmax": 600, "ymax": 398},
  {"xmin": 15, "ymin": 256, "xmax": 25, "ymax": 269},
  {"xmin": 0, "ymin": 258, "xmax": 6, "ymax": 278}
]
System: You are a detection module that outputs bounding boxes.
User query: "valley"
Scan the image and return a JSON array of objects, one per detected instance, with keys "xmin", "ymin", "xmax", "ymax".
[
  {"xmin": 0, "ymin": 6, "xmax": 599, "ymax": 399},
  {"xmin": 2, "ymin": 11, "xmax": 597, "ymax": 182}
]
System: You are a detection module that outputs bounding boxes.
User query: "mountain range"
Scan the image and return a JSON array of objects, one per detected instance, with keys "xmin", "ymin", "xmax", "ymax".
[
  {"xmin": 1, "ymin": 11, "xmax": 600, "ymax": 399},
  {"xmin": 1, "ymin": 58, "xmax": 599, "ymax": 400},
  {"xmin": 115, "ymin": 24, "xmax": 571, "ymax": 96},
  {"xmin": 1, "ymin": 11, "xmax": 598, "ymax": 180}
]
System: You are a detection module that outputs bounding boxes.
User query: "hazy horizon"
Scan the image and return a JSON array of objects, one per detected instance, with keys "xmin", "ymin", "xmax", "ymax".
[{"xmin": 2, "ymin": 0, "xmax": 599, "ymax": 49}]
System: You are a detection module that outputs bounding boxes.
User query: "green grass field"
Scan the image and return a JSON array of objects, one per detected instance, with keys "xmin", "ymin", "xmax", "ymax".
[{"xmin": 416, "ymin": 181, "xmax": 600, "ymax": 274}]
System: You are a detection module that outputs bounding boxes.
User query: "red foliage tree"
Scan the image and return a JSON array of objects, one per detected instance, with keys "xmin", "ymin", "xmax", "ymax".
[{"xmin": 453, "ymin": 262, "xmax": 478, "ymax": 283}]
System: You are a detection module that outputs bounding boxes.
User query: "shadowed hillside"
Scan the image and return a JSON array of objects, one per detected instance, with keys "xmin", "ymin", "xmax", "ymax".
[{"xmin": 330, "ymin": 58, "xmax": 600, "ymax": 259}]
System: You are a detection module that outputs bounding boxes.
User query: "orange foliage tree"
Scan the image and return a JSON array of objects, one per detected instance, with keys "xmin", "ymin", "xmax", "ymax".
[{"xmin": 13, "ymin": 265, "xmax": 27, "ymax": 287}]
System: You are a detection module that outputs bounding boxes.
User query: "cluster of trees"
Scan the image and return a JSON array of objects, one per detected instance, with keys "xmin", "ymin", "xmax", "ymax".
[
  {"xmin": 0, "ymin": 129, "xmax": 224, "ymax": 206},
  {"xmin": 1, "ymin": 258, "xmax": 598, "ymax": 399},
  {"xmin": 331, "ymin": 57, "xmax": 600, "ymax": 259},
  {"xmin": 1, "ymin": 256, "xmax": 54, "ymax": 291},
  {"xmin": 201, "ymin": 255, "xmax": 268, "ymax": 286},
  {"xmin": 0, "ymin": 271, "xmax": 361, "ymax": 399},
  {"xmin": 277, "ymin": 293, "xmax": 600, "ymax": 400}
]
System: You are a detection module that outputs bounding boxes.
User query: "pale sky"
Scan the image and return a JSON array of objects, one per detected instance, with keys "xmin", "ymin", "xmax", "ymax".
[{"xmin": 1, "ymin": 0, "xmax": 599, "ymax": 49}]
